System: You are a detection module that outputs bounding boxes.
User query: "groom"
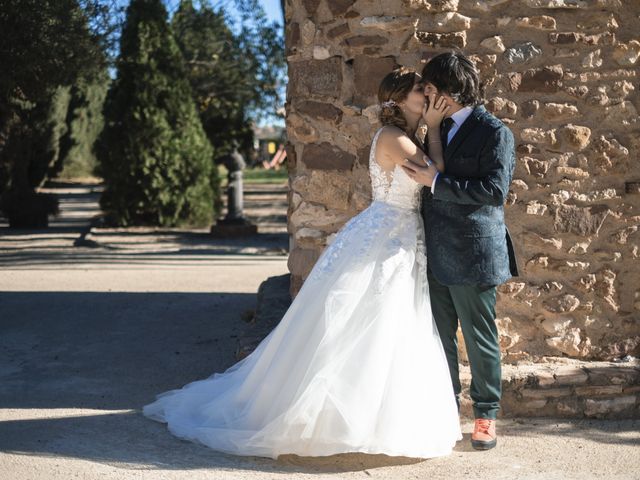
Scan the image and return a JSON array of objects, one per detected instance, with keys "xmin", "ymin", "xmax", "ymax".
[{"xmin": 402, "ymin": 51, "xmax": 519, "ymax": 451}]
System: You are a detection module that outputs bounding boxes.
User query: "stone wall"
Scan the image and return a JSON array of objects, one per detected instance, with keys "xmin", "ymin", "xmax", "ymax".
[
  {"xmin": 284, "ymin": 0, "xmax": 640, "ymax": 363},
  {"xmin": 243, "ymin": 274, "xmax": 640, "ymax": 418}
]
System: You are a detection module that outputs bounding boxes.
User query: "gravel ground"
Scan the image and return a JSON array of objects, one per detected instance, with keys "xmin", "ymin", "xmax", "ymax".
[{"xmin": 0, "ymin": 181, "xmax": 638, "ymax": 480}]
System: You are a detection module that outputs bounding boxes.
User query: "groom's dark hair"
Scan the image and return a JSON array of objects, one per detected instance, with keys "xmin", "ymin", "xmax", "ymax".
[{"xmin": 421, "ymin": 51, "xmax": 484, "ymax": 107}]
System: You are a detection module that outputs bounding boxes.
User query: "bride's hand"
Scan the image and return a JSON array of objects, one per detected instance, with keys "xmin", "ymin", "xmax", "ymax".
[{"xmin": 422, "ymin": 93, "xmax": 450, "ymax": 129}]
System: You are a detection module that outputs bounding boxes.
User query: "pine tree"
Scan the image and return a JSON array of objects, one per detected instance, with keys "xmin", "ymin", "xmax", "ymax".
[
  {"xmin": 53, "ymin": 72, "xmax": 110, "ymax": 179},
  {"xmin": 171, "ymin": 1, "xmax": 250, "ymax": 156},
  {"xmin": 170, "ymin": 0, "xmax": 285, "ymax": 157},
  {"xmin": 0, "ymin": 0, "xmax": 107, "ymax": 226},
  {"xmin": 97, "ymin": 0, "xmax": 217, "ymax": 227}
]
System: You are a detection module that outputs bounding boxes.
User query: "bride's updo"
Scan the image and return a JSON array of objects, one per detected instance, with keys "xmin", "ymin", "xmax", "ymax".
[{"xmin": 378, "ymin": 66, "xmax": 417, "ymax": 133}]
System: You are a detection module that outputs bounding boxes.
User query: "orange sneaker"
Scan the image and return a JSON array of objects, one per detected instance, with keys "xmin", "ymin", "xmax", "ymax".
[{"xmin": 471, "ymin": 418, "xmax": 497, "ymax": 450}]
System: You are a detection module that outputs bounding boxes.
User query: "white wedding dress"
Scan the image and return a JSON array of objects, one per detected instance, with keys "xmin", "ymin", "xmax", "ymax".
[{"xmin": 142, "ymin": 126, "xmax": 463, "ymax": 459}]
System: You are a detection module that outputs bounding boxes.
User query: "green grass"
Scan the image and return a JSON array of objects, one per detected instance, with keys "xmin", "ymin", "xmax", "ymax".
[
  {"xmin": 218, "ymin": 166, "xmax": 288, "ymax": 184},
  {"xmin": 244, "ymin": 167, "xmax": 288, "ymax": 183}
]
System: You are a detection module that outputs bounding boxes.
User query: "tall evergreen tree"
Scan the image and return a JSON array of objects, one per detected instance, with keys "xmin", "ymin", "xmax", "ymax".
[
  {"xmin": 97, "ymin": 0, "xmax": 218, "ymax": 227},
  {"xmin": 170, "ymin": 0, "xmax": 285, "ymax": 157},
  {"xmin": 171, "ymin": 1, "xmax": 249, "ymax": 156},
  {"xmin": 53, "ymin": 72, "xmax": 110, "ymax": 179},
  {"xmin": 0, "ymin": 0, "xmax": 111, "ymax": 226}
]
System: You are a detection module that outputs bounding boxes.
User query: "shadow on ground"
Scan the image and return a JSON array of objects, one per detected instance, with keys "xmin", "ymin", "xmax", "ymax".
[
  {"xmin": 0, "ymin": 289, "xmax": 425, "ymax": 475},
  {"xmin": 0, "ymin": 291, "xmax": 256, "ymax": 409},
  {"xmin": 1, "ymin": 290, "xmax": 638, "ymax": 475}
]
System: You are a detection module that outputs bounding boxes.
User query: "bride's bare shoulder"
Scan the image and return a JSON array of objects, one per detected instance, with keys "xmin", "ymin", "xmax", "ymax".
[
  {"xmin": 377, "ymin": 125, "xmax": 407, "ymax": 143},
  {"xmin": 374, "ymin": 125, "xmax": 426, "ymax": 169},
  {"xmin": 376, "ymin": 125, "xmax": 410, "ymax": 154}
]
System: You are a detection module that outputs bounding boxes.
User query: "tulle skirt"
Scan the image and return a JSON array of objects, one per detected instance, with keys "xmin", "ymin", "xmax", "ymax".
[{"xmin": 142, "ymin": 200, "xmax": 463, "ymax": 459}]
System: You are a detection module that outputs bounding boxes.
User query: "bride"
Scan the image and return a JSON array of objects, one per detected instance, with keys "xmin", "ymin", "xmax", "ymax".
[{"xmin": 142, "ymin": 66, "xmax": 463, "ymax": 460}]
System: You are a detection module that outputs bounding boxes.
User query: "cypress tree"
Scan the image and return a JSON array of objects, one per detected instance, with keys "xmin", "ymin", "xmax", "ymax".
[
  {"xmin": 0, "ymin": 0, "xmax": 106, "ymax": 226},
  {"xmin": 97, "ymin": 0, "xmax": 217, "ymax": 227},
  {"xmin": 53, "ymin": 72, "xmax": 110, "ymax": 179}
]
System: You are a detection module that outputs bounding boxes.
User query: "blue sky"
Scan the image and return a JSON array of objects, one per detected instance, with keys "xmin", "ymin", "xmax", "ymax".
[
  {"xmin": 176, "ymin": 1, "xmax": 283, "ymax": 25},
  {"xmin": 195, "ymin": 0, "xmax": 283, "ymax": 26},
  {"xmin": 115, "ymin": 1, "xmax": 283, "ymax": 25},
  {"xmin": 258, "ymin": 0, "xmax": 283, "ymax": 25},
  {"xmin": 112, "ymin": 1, "xmax": 285, "ymax": 126}
]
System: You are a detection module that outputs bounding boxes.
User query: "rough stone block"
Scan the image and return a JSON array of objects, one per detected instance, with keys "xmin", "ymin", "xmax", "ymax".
[
  {"xmin": 342, "ymin": 35, "xmax": 389, "ymax": 48},
  {"xmin": 543, "ymin": 102, "xmax": 579, "ymax": 120},
  {"xmin": 525, "ymin": 0, "xmax": 586, "ymax": 7},
  {"xmin": 522, "ymin": 387, "xmax": 573, "ymax": 399},
  {"xmin": 575, "ymin": 385, "xmax": 624, "ymax": 396},
  {"xmin": 554, "ymin": 204, "xmax": 610, "ymax": 236},
  {"xmin": 302, "ymin": 143, "xmax": 355, "ymax": 171},
  {"xmin": 327, "ymin": 0, "xmax": 356, "ymax": 16},
  {"xmin": 287, "ymin": 247, "xmax": 321, "ymax": 278},
  {"xmin": 514, "ymin": 65, "xmax": 564, "ymax": 92},
  {"xmin": 416, "ymin": 31, "xmax": 466, "ymax": 48},
  {"xmin": 504, "ymin": 42, "xmax": 543, "ymax": 64},
  {"xmin": 613, "ymin": 40, "xmax": 640, "ymax": 66},
  {"xmin": 353, "ymin": 55, "xmax": 397, "ymax": 107},
  {"xmin": 553, "ymin": 366, "xmax": 589, "ymax": 385},
  {"xmin": 360, "ymin": 16, "xmax": 413, "ymax": 31},
  {"xmin": 289, "ymin": 57, "xmax": 343, "ymax": 99},
  {"xmin": 584, "ymin": 396, "xmax": 636, "ymax": 417},
  {"xmin": 515, "ymin": 15, "xmax": 557, "ymax": 30},
  {"xmin": 294, "ymin": 100, "xmax": 343, "ymax": 123},
  {"xmin": 301, "ymin": 0, "xmax": 320, "ymax": 14},
  {"xmin": 481, "ymin": 35, "xmax": 505, "ymax": 53},
  {"xmin": 425, "ymin": 12, "xmax": 472, "ymax": 32},
  {"xmin": 327, "ymin": 23, "xmax": 350, "ymax": 39}
]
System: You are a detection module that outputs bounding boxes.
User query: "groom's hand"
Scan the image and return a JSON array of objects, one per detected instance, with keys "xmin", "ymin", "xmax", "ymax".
[{"xmin": 402, "ymin": 161, "xmax": 438, "ymax": 187}]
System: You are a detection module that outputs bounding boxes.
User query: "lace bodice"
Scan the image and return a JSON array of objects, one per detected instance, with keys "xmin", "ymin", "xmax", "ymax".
[{"xmin": 369, "ymin": 127, "xmax": 422, "ymax": 211}]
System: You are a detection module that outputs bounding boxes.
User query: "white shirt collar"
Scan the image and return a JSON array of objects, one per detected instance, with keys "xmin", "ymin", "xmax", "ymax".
[{"xmin": 449, "ymin": 106, "xmax": 474, "ymax": 128}]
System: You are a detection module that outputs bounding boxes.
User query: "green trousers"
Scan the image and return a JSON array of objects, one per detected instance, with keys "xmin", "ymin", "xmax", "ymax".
[{"xmin": 427, "ymin": 268, "xmax": 502, "ymax": 419}]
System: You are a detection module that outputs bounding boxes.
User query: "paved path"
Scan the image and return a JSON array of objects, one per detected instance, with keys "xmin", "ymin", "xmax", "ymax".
[{"xmin": 0, "ymin": 181, "xmax": 638, "ymax": 480}]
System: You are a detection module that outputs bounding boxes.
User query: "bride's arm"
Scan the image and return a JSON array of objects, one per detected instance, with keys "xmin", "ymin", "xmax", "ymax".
[
  {"xmin": 424, "ymin": 129, "xmax": 444, "ymax": 173},
  {"xmin": 377, "ymin": 127, "xmax": 432, "ymax": 169},
  {"xmin": 425, "ymin": 127, "xmax": 444, "ymax": 173},
  {"xmin": 422, "ymin": 94, "xmax": 449, "ymax": 173},
  {"xmin": 377, "ymin": 95, "xmax": 449, "ymax": 173}
]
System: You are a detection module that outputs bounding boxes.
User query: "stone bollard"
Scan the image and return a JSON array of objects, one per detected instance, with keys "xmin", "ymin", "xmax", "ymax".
[{"xmin": 211, "ymin": 149, "xmax": 257, "ymax": 237}]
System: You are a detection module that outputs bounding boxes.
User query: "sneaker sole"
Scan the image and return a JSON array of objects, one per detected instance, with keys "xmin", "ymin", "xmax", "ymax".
[{"xmin": 471, "ymin": 438, "xmax": 497, "ymax": 450}]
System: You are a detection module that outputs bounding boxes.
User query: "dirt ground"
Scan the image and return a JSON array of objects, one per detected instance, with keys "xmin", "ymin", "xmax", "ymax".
[{"xmin": 0, "ymin": 181, "xmax": 638, "ymax": 480}]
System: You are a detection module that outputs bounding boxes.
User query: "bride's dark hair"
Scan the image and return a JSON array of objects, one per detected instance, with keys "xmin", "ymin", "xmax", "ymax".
[{"xmin": 377, "ymin": 66, "xmax": 417, "ymax": 134}]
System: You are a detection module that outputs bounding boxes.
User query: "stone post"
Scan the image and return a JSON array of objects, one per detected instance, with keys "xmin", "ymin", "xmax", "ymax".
[{"xmin": 211, "ymin": 149, "xmax": 257, "ymax": 236}]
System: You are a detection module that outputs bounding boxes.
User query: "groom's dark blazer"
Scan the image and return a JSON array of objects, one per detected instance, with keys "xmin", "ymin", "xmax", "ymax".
[{"xmin": 421, "ymin": 104, "xmax": 520, "ymax": 287}]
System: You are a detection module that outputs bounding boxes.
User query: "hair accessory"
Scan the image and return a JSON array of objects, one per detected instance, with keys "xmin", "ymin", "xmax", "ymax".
[{"xmin": 381, "ymin": 100, "xmax": 397, "ymax": 108}]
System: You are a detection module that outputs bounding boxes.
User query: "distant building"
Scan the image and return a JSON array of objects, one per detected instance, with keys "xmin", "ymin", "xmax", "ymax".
[{"xmin": 252, "ymin": 124, "xmax": 286, "ymax": 168}]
